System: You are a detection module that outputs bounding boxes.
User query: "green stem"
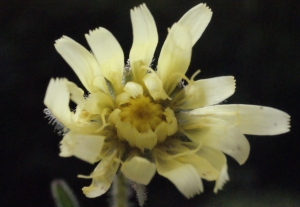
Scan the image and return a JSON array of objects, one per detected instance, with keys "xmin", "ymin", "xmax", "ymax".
[{"xmin": 111, "ymin": 173, "xmax": 128, "ymax": 207}]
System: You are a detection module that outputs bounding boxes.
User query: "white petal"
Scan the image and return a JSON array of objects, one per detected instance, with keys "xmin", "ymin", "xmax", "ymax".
[
  {"xmin": 81, "ymin": 151, "xmax": 119, "ymax": 198},
  {"xmin": 176, "ymin": 154, "xmax": 219, "ymax": 181},
  {"xmin": 59, "ymin": 131, "xmax": 105, "ymax": 164},
  {"xmin": 143, "ymin": 72, "xmax": 169, "ymax": 100},
  {"xmin": 178, "ymin": 3, "xmax": 212, "ymax": 46},
  {"xmin": 110, "ymin": 109, "xmax": 157, "ymax": 150},
  {"xmin": 123, "ymin": 82, "xmax": 143, "ymax": 98},
  {"xmin": 172, "ymin": 76, "xmax": 235, "ymax": 109},
  {"xmin": 163, "ymin": 107, "xmax": 178, "ymax": 135},
  {"xmin": 189, "ymin": 104, "xmax": 291, "ymax": 135},
  {"xmin": 214, "ymin": 165, "xmax": 229, "ymax": 193},
  {"xmin": 65, "ymin": 81, "xmax": 85, "ymax": 107},
  {"xmin": 179, "ymin": 116, "xmax": 250, "ymax": 165},
  {"xmin": 54, "ymin": 36, "xmax": 108, "ymax": 94},
  {"xmin": 44, "ymin": 78, "xmax": 74, "ymax": 127},
  {"xmin": 135, "ymin": 130, "xmax": 157, "ymax": 151},
  {"xmin": 121, "ymin": 156, "xmax": 156, "ymax": 185},
  {"xmin": 155, "ymin": 151, "xmax": 203, "ymax": 198},
  {"xmin": 129, "ymin": 4, "xmax": 158, "ymax": 81},
  {"xmin": 154, "ymin": 121, "xmax": 169, "ymax": 143},
  {"xmin": 116, "ymin": 92, "xmax": 131, "ymax": 106},
  {"xmin": 84, "ymin": 91, "xmax": 114, "ymax": 114},
  {"xmin": 196, "ymin": 146, "xmax": 227, "ymax": 172},
  {"xmin": 85, "ymin": 28, "xmax": 124, "ymax": 93},
  {"xmin": 157, "ymin": 23, "xmax": 192, "ymax": 94}
]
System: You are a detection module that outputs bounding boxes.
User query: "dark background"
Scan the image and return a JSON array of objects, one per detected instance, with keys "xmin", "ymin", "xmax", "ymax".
[{"xmin": 1, "ymin": 0, "xmax": 299, "ymax": 206}]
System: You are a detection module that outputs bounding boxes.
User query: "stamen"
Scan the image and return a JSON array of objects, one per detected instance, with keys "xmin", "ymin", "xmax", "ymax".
[
  {"xmin": 95, "ymin": 108, "xmax": 111, "ymax": 133},
  {"xmin": 190, "ymin": 70, "xmax": 201, "ymax": 81}
]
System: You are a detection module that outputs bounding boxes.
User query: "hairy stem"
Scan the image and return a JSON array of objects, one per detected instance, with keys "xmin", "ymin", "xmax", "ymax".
[{"xmin": 111, "ymin": 173, "xmax": 129, "ymax": 207}]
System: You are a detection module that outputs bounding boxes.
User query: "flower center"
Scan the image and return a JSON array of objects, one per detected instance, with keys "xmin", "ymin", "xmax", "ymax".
[{"xmin": 119, "ymin": 95, "xmax": 163, "ymax": 133}]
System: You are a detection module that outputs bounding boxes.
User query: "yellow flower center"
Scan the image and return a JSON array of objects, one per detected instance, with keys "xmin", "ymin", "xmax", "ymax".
[{"xmin": 119, "ymin": 95, "xmax": 163, "ymax": 133}]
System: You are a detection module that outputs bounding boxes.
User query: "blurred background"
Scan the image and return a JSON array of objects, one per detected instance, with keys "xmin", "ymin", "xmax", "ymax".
[{"xmin": 1, "ymin": 0, "xmax": 299, "ymax": 206}]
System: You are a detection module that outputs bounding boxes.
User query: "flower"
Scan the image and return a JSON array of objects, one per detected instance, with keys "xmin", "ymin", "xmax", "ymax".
[{"xmin": 44, "ymin": 3, "xmax": 290, "ymax": 199}]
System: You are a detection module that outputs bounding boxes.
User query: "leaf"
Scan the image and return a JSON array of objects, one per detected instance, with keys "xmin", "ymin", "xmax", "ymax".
[{"xmin": 51, "ymin": 179, "xmax": 80, "ymax": 207}]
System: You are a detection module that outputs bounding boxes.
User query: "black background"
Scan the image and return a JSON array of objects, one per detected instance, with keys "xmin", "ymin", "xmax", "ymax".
[{"xmin": 1, "ymin": 0, "xmax": 299, "ymax": 206}]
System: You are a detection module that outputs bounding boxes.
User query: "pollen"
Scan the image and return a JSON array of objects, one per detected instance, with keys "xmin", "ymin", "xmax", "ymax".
[{"xmin": 119, "ymin": 95, "xmax": 163, "ymax": 133}]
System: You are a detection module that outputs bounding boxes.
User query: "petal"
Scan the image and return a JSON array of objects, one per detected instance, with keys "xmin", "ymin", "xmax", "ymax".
[
  {"xmin": 54, "ymin": 36, "xmax": 108, "ymax": 94},
  {"xmin": 81, "ymin": 151, "xmax": 120, "ymax": 198},
  {"xmin": 108, "ymin": 109, "xmax": 129, "ymax": 141},
  {"xmin": 116, "ymin": 92, "xmax": 131, "ymax": 106},
  {"xmin": 143, "ymin": 72, "xmax": 169, "ymax": 100},
  {"xmin": 123, "ymin": 82, "xmax": 143, "ymax": 98},
  {"xmin": 59, "ymin": 131, "xmax": 105, "ymax": 164},
  {"xmin": 196, "ymin": 146, "xmax": 226, "ymax": 172},
  {"xmin": 109, "ymin": 109, "xmax": 157, "ymax": 150},
  {"xmin": 85, "ymin": 28, "xmax": 124, "ymax": 93},
  {"xmin": 213, "ymin": 165, "xmax": 229, "ymax": 193},
  {"xmin": 179, "ymin": 116, "xmax": 250, "ymax": 165},
  {"xmin": 157, "ymin": 23, "xmax": 192, "ymax": 94},
  {"xmin": 65, "ymin": 81, "xmax": 85, "ymax": 108},
  {"xmin": 163, "ymin": 107, "xmax": 178, "ymax": 136},
  {"xmin": 155, "ymin": 108, "xmax": 177, "ymax": 143},
  {"xmin": 176, "ymin": 154, "xmax": 219, "ymax": 181},
  {"xmin": 44, "ymin": 78, "xmax": 73, "ymax": 127},
  {"xmin": 121, "ymin": 156, "xmax": 156, "ymax": 185},
  {"xmin": 155, "ymin": 151, "xmax": 203, "ymax": 198},
  {"xmin": 154, "ymin": 121, "xmax": 169, "ymax": 143},
  {"xmin": 129, "ymin": 4, "xmax": 158, "ymax": 82},
  {"xmin": 84, "ymin": 91, "xmax": 114, "ymax": 114},
  {"xmin": 171, "ymin": 76, "xmax": 235, "ymax": 110},
  {"xmin": 135, "ymin": 130, "xmax": 157, "ymax": 151},
  {"xmin": 178, "ymin": 3, "xmax": 212, "ymax": 46},
  {"xmin": 189, "ymin": 104, "xmax": 291, "ymax": 135}
]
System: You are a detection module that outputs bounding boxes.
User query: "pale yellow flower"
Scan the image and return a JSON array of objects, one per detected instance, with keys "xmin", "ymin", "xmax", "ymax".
[{"xmin": 44, "ymin": 3, "xmax": 290, "ymax": 199}]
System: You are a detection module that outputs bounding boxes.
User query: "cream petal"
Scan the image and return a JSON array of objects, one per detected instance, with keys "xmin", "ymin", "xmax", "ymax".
[
  {"xmin": 84, "ymin": 91, "xmax": 114, "ymax": 114},
  {"xmin": 172, "ymin": 76, "xmax": 235, "ymax": 110},
  {"xmin": 44, "ymin": 78, "xmax": 74, "ymax": 127},
  {"xmin": 178, "ymin": 3, "xmax": 212, "ymax": 46},
  {"xmin": 59, "ymin": 131, "xmax": 105, "ymax": 164},
  {"xmin": 179, "ymin": 117, "xmax": 250, "ymax": 165},
  {"xmin": 116, "ymin": 92, "xmax": 131, "ymax": 106},
  {"xmin": 155, "ymin": 151, "xmax": 203, "ymax": 198},
  {"xmin": 110, "ymin": 109, "xmax": 152, "ymax": 149},
  {"xmin": 189, "ymin": 104, "xmax": 290, "ymax": 135},
  {"xmin": 155, "ymin": 121, "xmax": 169, "ymax": 143},
  {"xmin": 54, "ymin": 36, "xmax": 108, "ymax": 94},
  {"xmin": 143, "ymin": 72, "xmax": 169, "ymax": 100},
  {"xmin": 213, "ymin": 165, "xmax": 229, "ymax": 193},
  {"xmin": 107, "ymin": 108, "xmax": 126, "ymax": 140},
  {"xmin": 65, "ymin": 81, "xmax": 85, "ymax": 107},
  {"xmin": 196, "ymin": 146, "xmax": 226, "ymax": 172},
  {"xmin": 123, "ymin": 82, "xmax": 143, "ymax": 98},
  {"xmin": 129, "ymin": 4, "xmax": 158, "ymax": 82},
  {"xmin": 121, "ymin": 156, "xmax": 156, "ymax": 185},
  {"xmin": 157, "ymin": 23, "xmax": 192, "ymax": 94},
  {"xmin": 85, "ymin": 28, "xmax": 124, "ymax": 93},
  {"xmin": 176, "ymin": 154, "xmax": 219, "ymax": 181},
  {"xmin": 155, "ymin": 108, "xmax": 177, "ymax": 143},
  {"xmin": 135, "ymin": 130, "xmax": 157, "ymax": 151},
  {"xmin": 116, "ymin": 119, "xmax": 138, "ymax": 143},
  {"xmin": 81, "ymin": 151, "xmax": 120, "ymax": 198},
  {"xmin": 163, "ymin": 107, "xmax": 178, "ymax": 135}
]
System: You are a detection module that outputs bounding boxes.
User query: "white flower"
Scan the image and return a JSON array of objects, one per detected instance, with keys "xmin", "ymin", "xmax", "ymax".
[{"xmin": 44, "ymin": 3, "xmax": 290, "ymax": 199}]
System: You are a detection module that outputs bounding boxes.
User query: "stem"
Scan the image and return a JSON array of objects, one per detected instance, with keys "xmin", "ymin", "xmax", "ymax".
[{"xmin": 111, "ymin": 173, "xmax": 129, "ymax": 207}]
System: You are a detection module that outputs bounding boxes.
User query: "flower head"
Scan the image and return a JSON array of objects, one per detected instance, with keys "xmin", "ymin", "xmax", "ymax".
[{"xmin": 44, "ymin": 3, "xmax": 290, "ymax": 199}]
